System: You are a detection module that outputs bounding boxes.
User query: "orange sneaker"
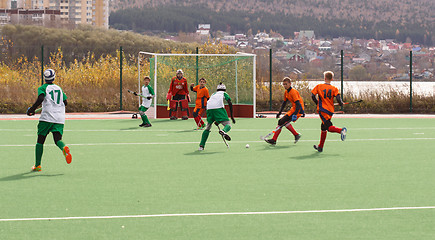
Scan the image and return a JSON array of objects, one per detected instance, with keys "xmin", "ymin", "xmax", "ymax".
[
  {"xmin": 63, "ymin": 146, "xmax": 72, "ymax": 164},
  {"xmin": 31, "ymin": 165, "xmax": 42, "ymax": 172}
]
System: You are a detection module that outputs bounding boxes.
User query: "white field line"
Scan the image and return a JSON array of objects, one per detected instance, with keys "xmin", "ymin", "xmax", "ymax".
[
  {"xmin": 1, "ymin": 127, "xmax": 435, "ymax": 132},
  {"xmin": 1, "ymin": 137, "xmax": 435, "ymax": 147},
  {"xmin": 1, "ymin": 206, "xmax": 434, "ymax": 222}
]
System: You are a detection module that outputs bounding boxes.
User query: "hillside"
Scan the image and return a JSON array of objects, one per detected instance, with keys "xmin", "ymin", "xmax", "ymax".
[
  {"xmin": 109, "ymin": 0, "xmax": 435, "ymax": 45},
  {"xmin": 110, "ymin": 0, "xmax": 434, "ymax": 27}
]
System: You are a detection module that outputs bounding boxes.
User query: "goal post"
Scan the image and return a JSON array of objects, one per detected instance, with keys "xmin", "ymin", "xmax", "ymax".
[{"xmin": 138, "ymin": 52, "xmax": 257, "ymax": 119}]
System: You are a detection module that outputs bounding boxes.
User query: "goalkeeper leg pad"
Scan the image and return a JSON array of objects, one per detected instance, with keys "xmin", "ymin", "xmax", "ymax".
[{"xmin": 180, "ymin": 99, "xmax": 189, "ymax": 119}]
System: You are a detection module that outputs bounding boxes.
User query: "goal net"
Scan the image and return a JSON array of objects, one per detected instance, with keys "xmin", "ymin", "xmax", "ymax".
[{"xmin": 138, "ymin": 52, "xmax": 257, "ymax": 118}]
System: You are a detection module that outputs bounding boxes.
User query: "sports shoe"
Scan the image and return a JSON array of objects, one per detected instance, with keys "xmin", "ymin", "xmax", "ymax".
[
  {"xmin": 139, "ymin": 123, "xmax": 146, "ymax": 127},
  {"xmin": 198, "ymin": 146, "xmax": 204, "ymax": 151},
  {"xmin": 294, "ymin": 134, "xmax": 301, "ymax": 143},
  {"xmin": 63, "ymin": 146, "xmax": 72, "ymax": 164},
  {"xmin": 170, "ymin": 116, "xmax": 177, "ymax": 120},
  {"xmin": 219, "ymin": 130, "xmax": 231, "ymax": 141},
  {"xmin": 31, "ymin": 165, "xmax": 41, "ymax": 172},
  {"xmin": 265, "ymin": 138, "xmax": 276, "ymax": 145},
  {"xmin": 182, "ymin": 116, "xmax": 188, "ymax": 120},
  {"xmin": 313, "ymin": 145, "xmax": 323, "ymax": 152},
  {"xmin": 341, "ymin": 127, "xmax": 347, "ymax": 141},
  {"xmin": 144, "ymin": 123, "xmax": 152, "ymax": 127}
]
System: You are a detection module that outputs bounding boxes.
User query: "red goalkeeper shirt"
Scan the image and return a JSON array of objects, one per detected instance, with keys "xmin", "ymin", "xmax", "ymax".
[{"xmin": 168, "ymin": 77, "xmax": 189, "ymax": 96}]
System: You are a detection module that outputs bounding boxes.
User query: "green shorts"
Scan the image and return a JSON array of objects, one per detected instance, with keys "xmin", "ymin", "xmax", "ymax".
[
  {"xmin": 138, "ymin": 106, "xmax": 149, "ymax": 113},
  {"xmin": 37, "ymin": 121, "xmax": 64, "ymax": 136},
  {"xmin": 206, "ymin": 108, "xmax": 229, "ymax": 123}
]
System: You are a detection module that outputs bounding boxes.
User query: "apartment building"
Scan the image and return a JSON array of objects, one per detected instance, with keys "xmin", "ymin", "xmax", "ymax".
[{"xmin": 0, "ymin": 0, "xmax": 108, "ymax": 28}]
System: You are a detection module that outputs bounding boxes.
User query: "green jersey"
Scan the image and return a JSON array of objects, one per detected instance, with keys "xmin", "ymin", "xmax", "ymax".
[
  {"xmin": 206, "ymin": 91, "xmax": 231, "ymax": 110},
  {"xmin": 38, "ymin": 83, "xmax": 67, "ymax": 124}
]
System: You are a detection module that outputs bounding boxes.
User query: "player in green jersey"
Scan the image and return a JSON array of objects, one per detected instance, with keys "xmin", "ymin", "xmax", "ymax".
[
  {"xmin": 198, "ymin": 83, "xmax": 236, "ymax": 150},
  {"xmin": 27, "ymin": 69, "xmax": 72, "ymax": 171},
  {"xmin": 136, "ymin": 76, "xmax": 154, "ymax": 127}
]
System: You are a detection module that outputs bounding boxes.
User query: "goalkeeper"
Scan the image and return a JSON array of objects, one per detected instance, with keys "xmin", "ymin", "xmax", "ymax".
[
  {"xmin": 135, "ymin": 76, "xmax": 154, "ymax": 127},
  {"xmin": 167, "ymin": 69, "xmax": 190, "ymax": 120},
  {"xmin": 26, "ymin": 69, "xmax": 72, "ymax": 171},
  {"xmin": 265, "ymin": 77, "xmax": 304, "ymax": 145},
  {"xmin": 198, "ymin": 83, "xmax": 236, "ymax": 151}
]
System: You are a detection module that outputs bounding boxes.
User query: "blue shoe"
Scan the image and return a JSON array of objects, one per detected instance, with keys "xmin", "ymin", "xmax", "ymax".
[{"xmin": 341, "ymin": 127, "xmax": 347, "ymax": 141}]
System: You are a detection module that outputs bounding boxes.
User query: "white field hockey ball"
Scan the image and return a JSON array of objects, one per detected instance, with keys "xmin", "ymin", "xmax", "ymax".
[{"xmin": 245, "ymin": 144, "xmax": 250, "ymax": 148}]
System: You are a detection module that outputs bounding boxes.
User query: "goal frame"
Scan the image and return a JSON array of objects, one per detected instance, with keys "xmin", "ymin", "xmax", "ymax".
[{"xmin": 138, "ymin": 52, "xmax": 257, "ymax": 119}]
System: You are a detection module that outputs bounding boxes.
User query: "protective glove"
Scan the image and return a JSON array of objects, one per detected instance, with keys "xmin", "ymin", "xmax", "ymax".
[
  {"xmin": 26, "ymin": 107, "xmax": 35, "ymax": 116},
  {"xmin": 147, "ymin": 96, "xmax": 152, "ymax": 100},
  {"xmin": 133, "ymin": 92, "xmax": 138, "ymax": 96},
  {"xmin": 291, "ymin": 114, "xmax": 298, "ymax": 122},
  {"xmin": 276, "ymin": 112, "xmax": 281, "ymax": 119},
  {"xmin": 166, "ymin": 93, "xmax": 171, "ymax": 100},
  {"xmin": 231, "ymin": 117, "xmax": 236, "ymax": 124}
]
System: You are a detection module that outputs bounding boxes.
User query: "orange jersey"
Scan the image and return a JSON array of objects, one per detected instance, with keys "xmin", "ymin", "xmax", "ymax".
[
  {"xmin": 192, "ymin": 85, "xmax": 210, "ymax": 108},
  {"xmin": 311, "ymin": 83, "xmax": 339, "ymax": 116},
  {"xmin": 284, "ymin": 87, "xmax": 304, "ymax": 116}
]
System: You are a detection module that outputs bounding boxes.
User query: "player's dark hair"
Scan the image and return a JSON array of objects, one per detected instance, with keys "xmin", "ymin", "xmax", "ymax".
[{"xmin": 199, "ymin": 78, "xmax": 206, "ymax": 83}]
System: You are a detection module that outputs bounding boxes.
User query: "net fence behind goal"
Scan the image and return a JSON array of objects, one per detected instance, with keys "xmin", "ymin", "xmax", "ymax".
[{"xmin": 138, "ymin": 52, "xmax": 256, "ymax": 118}]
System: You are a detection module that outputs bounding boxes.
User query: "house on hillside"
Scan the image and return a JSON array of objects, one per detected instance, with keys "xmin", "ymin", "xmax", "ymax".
[
  {"xmin": 220, "ymin": 35, "xmax": 237, "ymax": 46},
  {"xmin": 319, "ymin": 41, "xmax": 332, "ymax": 51},
  {"xmin": 305, "ymin": 49, "xmax": 317, "ymax": 61},
  {"xmin": 270, "ymin": 32, "xmax": 284, "ymax": 42},
  {"xmin": 196, "ymin": 24, "xmax": 210, "ymax": 35},
  {"xmin": 288, "ymin": 54, "xmax": 305, "ymax": 63},
  {"xmin": 294, "ymin": 30, "xmax": 315, "ymax": 41}
]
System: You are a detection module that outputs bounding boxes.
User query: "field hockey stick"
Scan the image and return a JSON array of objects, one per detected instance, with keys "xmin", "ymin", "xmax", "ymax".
[
  {"xmin": 167, "ymin": 100, "xmax": 170, "ymax": 110},
  {"xmin": 215, "ymin": 123, "xmax": 229, "ymax": 149},
  {"xmin": 127, "ymin": 89, "xmax": 147, "ymax": 98},
  {"xmin": 260, "ymin": 120, "xmax": 291, "ymax": 140},
  {"xmin": 334, "ymin": 100, "xmax": 363, "ymax": 106}
]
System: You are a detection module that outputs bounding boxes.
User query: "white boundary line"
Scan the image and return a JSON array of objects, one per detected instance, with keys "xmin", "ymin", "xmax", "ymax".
[
  {"xmin": 2, "ymin": 127, "xmax": 435, "ymax": 132},
  {"xmin": 1, "ymin": 137, "xmax": 435, "ymax": 147},
  {"xmin": 1, "ymin": 206, "xmax": 434, "ymax": 222}
]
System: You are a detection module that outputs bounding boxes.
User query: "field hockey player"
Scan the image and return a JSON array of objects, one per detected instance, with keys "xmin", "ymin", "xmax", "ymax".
[
  {"xmin": 311, "ymin": 71, "xmax": 347, "ymax": 152},
  {"xmin": 26, "ymin": 69, "xmax": 72, "ymax": 171}
]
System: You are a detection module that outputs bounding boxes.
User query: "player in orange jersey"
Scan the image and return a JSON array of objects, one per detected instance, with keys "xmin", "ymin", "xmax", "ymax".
[
  {"xmin": 311, "ymin": 71, "xmax": 347, "ymax": 152},
  {"xmin": 265, "ymin": 77, "xmax": 305, "ymax": 145},
  {"xmin": 190, "ymin": 78, "xmax": 210, "ymax": 130}
]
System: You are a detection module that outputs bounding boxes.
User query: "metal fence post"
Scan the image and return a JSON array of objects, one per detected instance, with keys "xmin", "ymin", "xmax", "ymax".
[
  {"xmin": 196, "ymin": 47, "xmax": 199, "ymax": 85},
  {"xmin": 341, "ymin": 49, "xmax": 344, "ymax": 111},
  {"xmin": 410, "ymin": 50, "xmax": 413, "ymax": 113},
  {"xmin": 120, "ymin": 46, "xmax": 123, "ymax": 111},
  {"xmin": 269, "ymin": 48, "xmax": 272, "ymax": 111},
  {"xmin": 41, "ymin": 45, "xmax": 44, "ymax": 85}
]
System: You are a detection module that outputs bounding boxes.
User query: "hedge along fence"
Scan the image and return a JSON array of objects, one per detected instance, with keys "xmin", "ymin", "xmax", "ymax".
[
  {"xmin": 255, "ymin": 79, "xmax": 435, "ymax": 114},
  {"xmin": 0, "ymin": 48, "xmax": 143, "ymax": 113},
  {"xmin": 2, "ymin": 46, "xmax": 434, "ymax": 114}
]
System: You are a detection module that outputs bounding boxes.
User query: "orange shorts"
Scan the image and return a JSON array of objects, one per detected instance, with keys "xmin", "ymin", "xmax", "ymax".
[{"xmin": 319, "ymin": 111, "xmax": 332, "ymax": 123}]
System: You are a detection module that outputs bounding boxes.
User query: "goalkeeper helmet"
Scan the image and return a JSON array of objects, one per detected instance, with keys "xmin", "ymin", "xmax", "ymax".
[
  {"xmin": 176, "ymin": 69, "xmax": 183, "ymax": 74},
  {"xmin": 217, "ymin": 82, "xmax": 226, "ymax": 91},
  {"xmin": 44, "ymin": 69, "xmax": 55, "ymax": 82}
]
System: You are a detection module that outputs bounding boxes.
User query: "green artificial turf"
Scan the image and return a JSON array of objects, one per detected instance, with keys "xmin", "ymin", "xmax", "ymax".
[{"xmin": 1, "ymin": 117, "xmax": 434, "ymax": 239}]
